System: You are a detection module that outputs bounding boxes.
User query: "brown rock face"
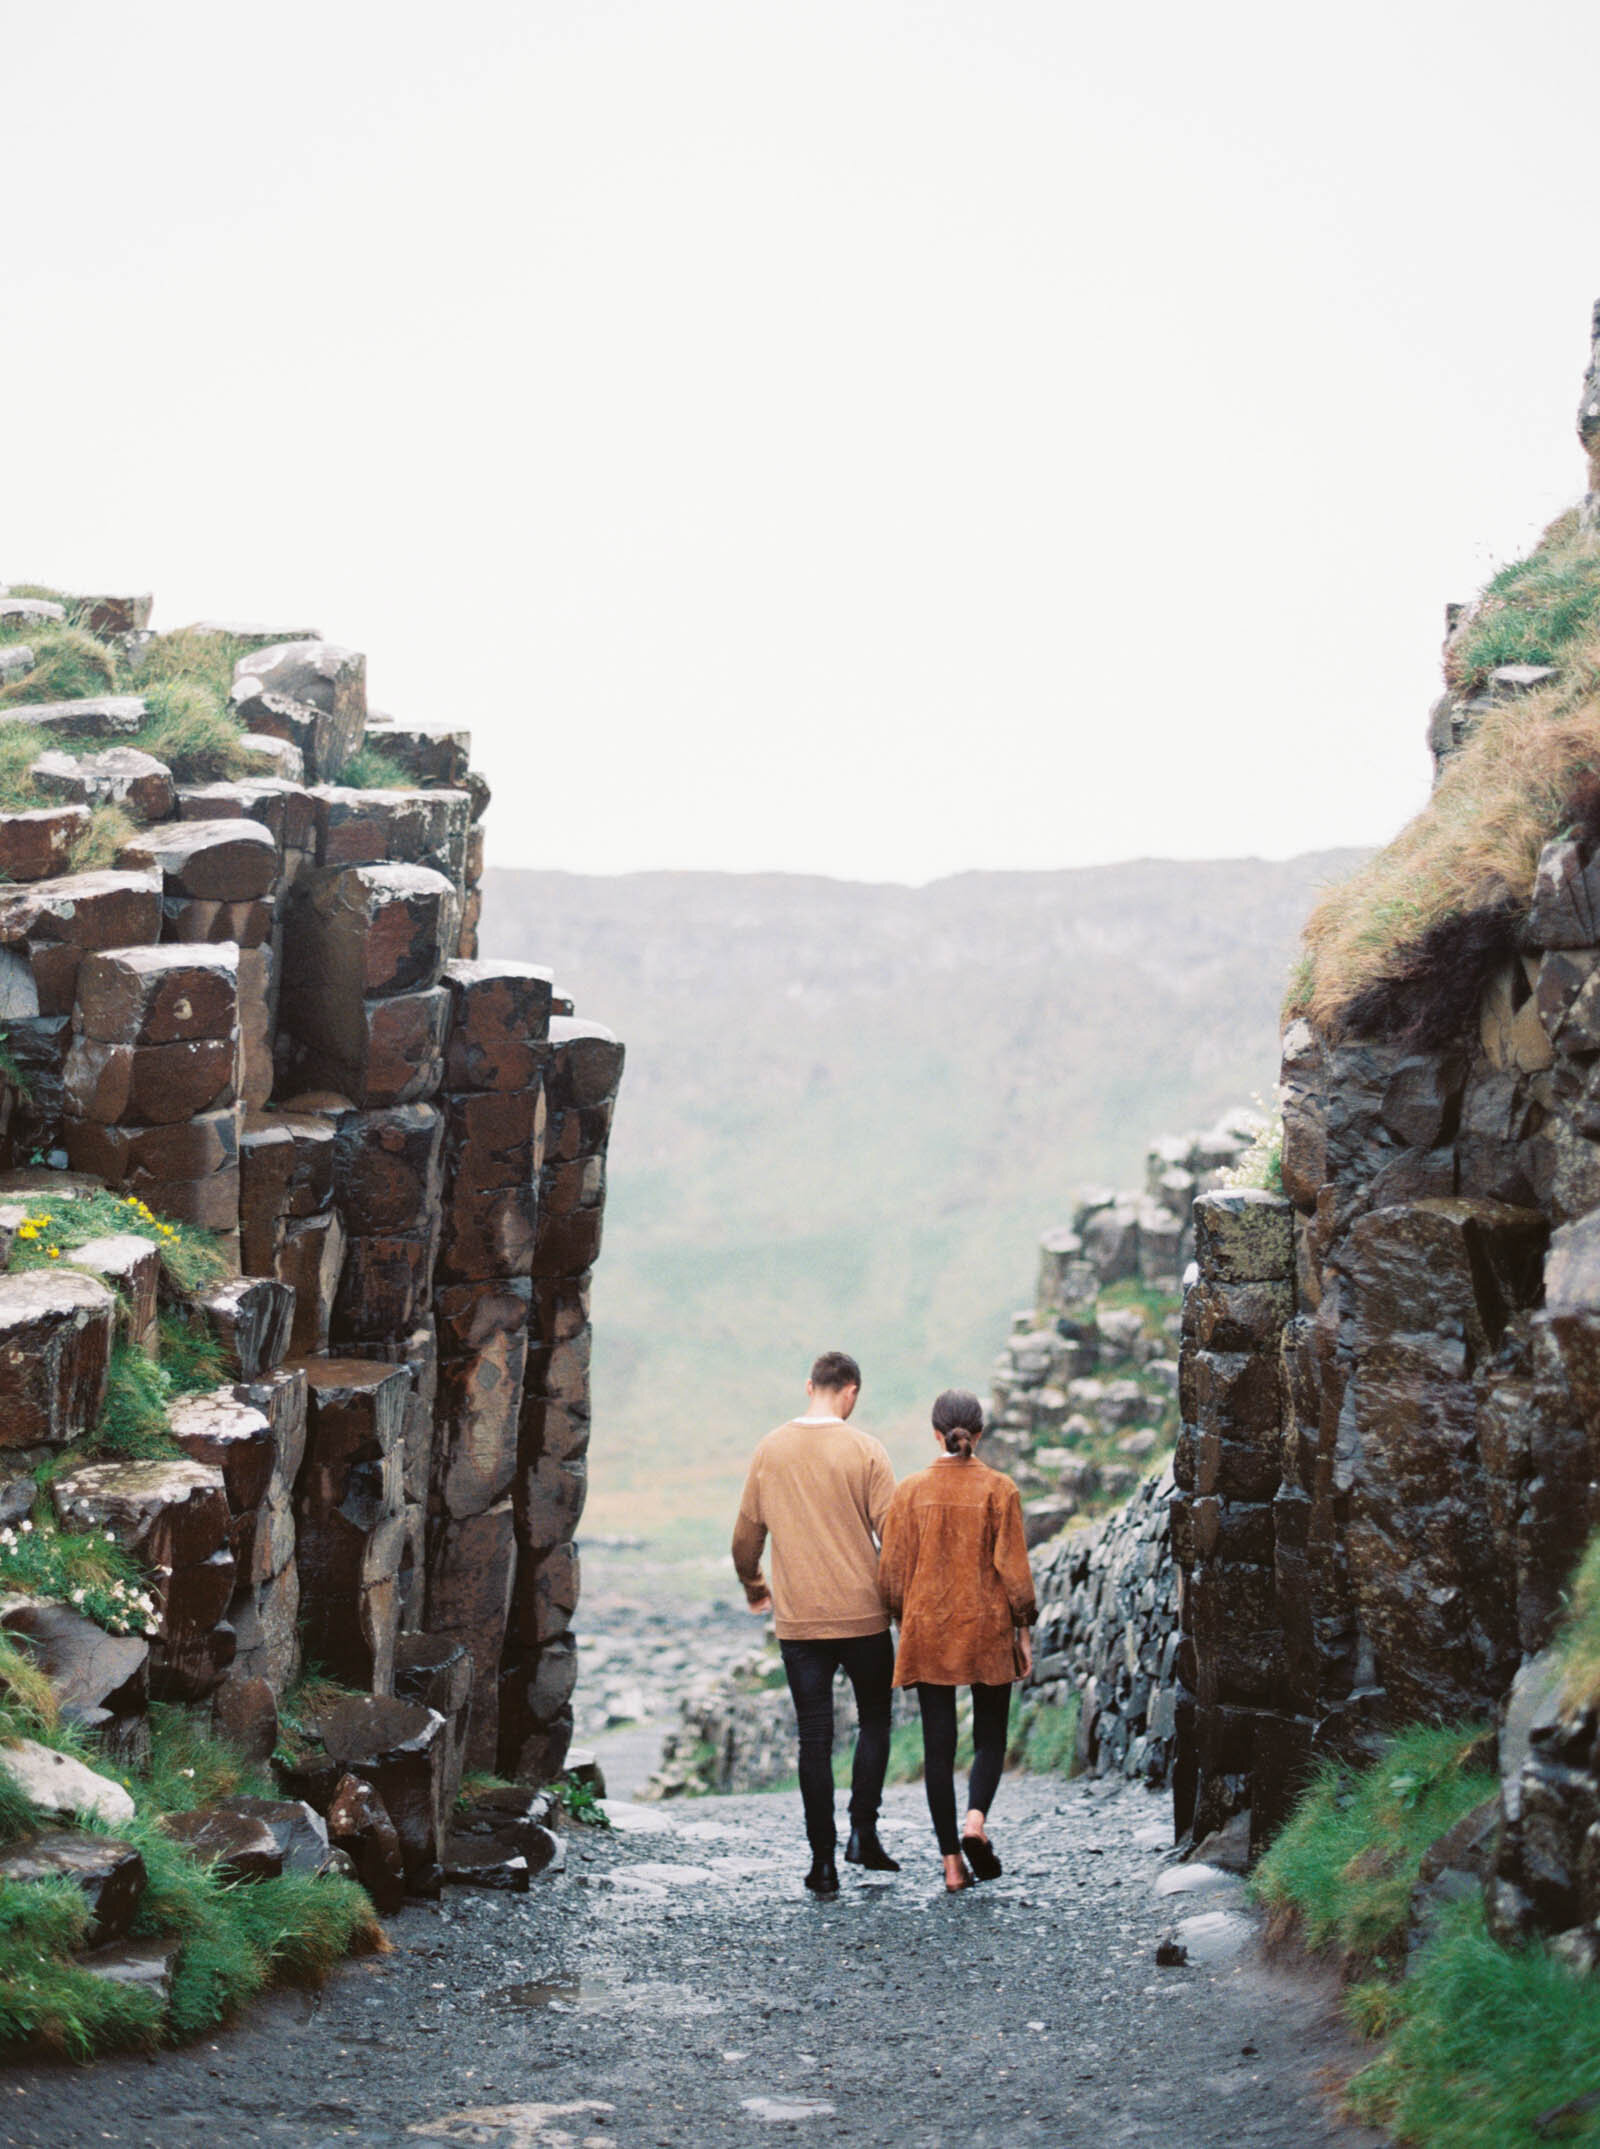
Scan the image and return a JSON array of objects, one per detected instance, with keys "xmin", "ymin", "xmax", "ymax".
[
  {"xmin": 0, "ymin": 1833, "xmax": 146, "ymax": 1944},
  {"xmin": 190, "ymin": 1278, "xmax": 296, "ymax": 1380},
  {"xmin": 227, "ymin": 679, "xmax": 360, "ymax": 787},
  {"xmin": 294, "ymin": 1359, "xmax": 410, "ymax": 1693},
  {"xmin": 66, "ymin": 1233, "xmax": 162, "ymax": 1353},
  {"xmin": 282, "ymin": 983, "xmax": 449, "ymax": 1107},
  {"xmin": 284, "ymin": 864, "xmax": 459, "ymax": 1002},
  {"xmin": 331, "ymin": 1106, "xmax": 444, "ymax": 1234},
  {"xmin": 63, "ymin": 1034, "xmax": 237, "ymax": 1126},
  {"xmin": 325, "ymin": 1771, "xmax": 405, "ymax": 1912},
  {"xmin": 307, "ymin": 787, "xmax": 470, "ymax": 877},
  {"xmin": 0, "ymin": 1269, "xmax": 116, "ymax": 1447},
  {"xmin": 275, "ymin": 1211, "xmax": 346, "ymax": 1357},
  {"xmin": 441, "ymin": 962, "xmax": 553, "ymax": 1092},
  {"xmin": 121, "ymin": 818, "xmax": 277, "ymax": 902},
  {"xmin": 64, "ymin": 1109, "xmax": 241, "ymax": 1191},
  {"xmin": 333, "ymin": 1234, "xmax": 437, "ymax": 1344},
  {"xmin": 312, "ymin": 1693, "xmax": 449, "ymax": 1892},
  {"xmin": 161, "ymin": 895, "xmax": 273, "ymax": 947},
  {"xmin": 425, "ymin": 1500, "xmax": 517, "ymax": 1771},
  {"xmin": 234, "ymin": 640, "xmax": 367, "ymax": 728},
  {"xmin": 31, "ymin": 746, "xmax": 174, "ymax": 822},
  {"xmin": 76, "ymin": 943, "xmax": 239, "ymax": 1047},
  {"xmin": 0, "ymin": 807, "xmax": 89, "ymax": 882},
  {"xmin": 0, "ymin": 869, "xmax": 162, "ymax": 1015},
  {"xmin": 432, "ymin": 1283, "xmax": 529, "ymax": 1521}
]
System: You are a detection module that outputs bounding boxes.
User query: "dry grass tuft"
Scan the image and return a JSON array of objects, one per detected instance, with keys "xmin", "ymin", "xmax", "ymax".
[
  {"xmin": 1294, "ymin": 508, "xmax": 1600, "ymax": 1035},
  {"xmin": 69, "ymin": 804, "xmax": 140, "ymax": 873}
]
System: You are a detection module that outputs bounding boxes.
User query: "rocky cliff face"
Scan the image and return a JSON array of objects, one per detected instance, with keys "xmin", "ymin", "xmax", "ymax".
[
  {"xmin": 0, "ymin": 596, "xmax": 623, "ymax": 1896},
  {"xmin": 1172, "ymin": 315, "xmax": 1600, "ymax": 1953}
]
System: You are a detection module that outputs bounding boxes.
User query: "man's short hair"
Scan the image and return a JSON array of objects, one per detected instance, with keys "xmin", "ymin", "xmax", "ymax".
[{"xmin": 809, "ymin": 1350, "xmax": 861, "ymax": 1392}]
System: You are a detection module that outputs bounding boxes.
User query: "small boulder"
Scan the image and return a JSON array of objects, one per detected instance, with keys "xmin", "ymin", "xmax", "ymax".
[
  {"xmin": 164, "ymin": 1804, "xmax": 284, "ymax": 1882},
  {"xmin": 0, "ymin": 1737, "xmax": 134, "ymax": 1828},
  {"xmin": 326, "ymin": 1772, "xmax": 405, "ymax": 1913},
  {"xmin": 0, "ymin": 1830, "xmax": 144, "ymax": 1943}
]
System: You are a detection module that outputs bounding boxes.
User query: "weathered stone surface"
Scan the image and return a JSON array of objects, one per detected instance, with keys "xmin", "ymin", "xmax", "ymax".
[
  {"xmin": 238, "ymin": 732, "xmax": 305, "ymax": 782},
  {"xmin": 226, "ymin": 679, "xmax": 358, "ymax": 787},
  {"xmin": 191, "ymin": 1277, "xmax": 295, "ymax": 1380},
  {"xmin": 332, "ymin": 1233, "xmax": 436, "ymax": 1344},
  {"xmin": 433, "ymin": 1282, "xmax": 529, "ymax": 1521},
  {"xmin": 0, "ymin": 1598, "xmax": 147, "ymax": 1729},
  {"xmin": 239, "ymin": 1110, "xmax": 335, "ymax": 1237},
  {"xmin": 426, "ymin": 1501, "xmax": 516, "ymax": 1771},
  {"xmin": 0, "ymin": 1269, "xmax": 115, "ymax": 1447},
  {"xmin": 0, "ymin": 870, "xmax": 162, "ymax": 1016},
  {"xmin": 63, "ymin": 1108, "xmax": 240, "ymax": 1192},
  {"xmin": 325, "ymin": 1771, "xmax": 405, "ymax": 1912},
  {"xmin": 284, "ymin": 863, "xmax": 458, "ymax": 1003},
  {"xmin": 223, "ymin": 1796, "xmax": 332, "ymax": 1875},
  {"xmin": 309, "ymin": 1694, "xmax": 447, "ymax": 1891},
  {"xmin": 0, "ymin": 695, "xmax": 146, "ymax": 740},
  {"xmin": 294, "ymin": 1359, "xmax": 410, "ymax": 1693},
  {"xmin": 164, "ymin": 1804, "xmax": 284, "ymax": 1882},
  {"xmin": 63, "ymin": 1034, "xmax": 236, "ymax": 1125},
  {"xmin": 52, "ymin": 1455, "xmax": 228, "ymax": 1567},
  {"xmin": 31, "ymin": 747, "xmax": 174, "ymax": 822},
  {"xmin": 0, "ymin": 1738, "xmax": 135, "ymax": 1827},
  {"xmin": 1546, "ymin": 1210, "xmax": 1600, "ymax": 1422},
  {"xmin": 75, "ymin": 942, "xmax": 238, "ymax": 1046},
  {"xmin": 168, "ymin": 1390, "xmax": 276, "ymax": 1521},
  {"xmin": 75, "ymin": 593, "xmax": 153, "ymax": 637},
  {"xmin": 442, "ymin": 1087, "xmax": 538, "ymax": 1190},
  {"xmin": 0, "ymin": 596, "xmax": 64, "ymax": 629},
  {"xmin": 0, "ymin": 1830, "xmax": 144, "ymax": 1942},
  {"xmin": 0, "ymin": 807, "xmax": 88, "ymax": 883},
  {"xmin": 1193, "ymin": 1192, "xmax": 1295, "ymax": 1284},
  {"xmin": 234, "ymin": 640, "xmax": 366, "ymax": 728},
  {"xmin": 177, "ymin": 778, "xmax": 314, "ymax": 852},
  {"xmin": 210, "ymin": 1673, "xmax": 279, "ymax": 1763},
  {"xmin": 331, "ymin": 1106, "xmax": 443, "ymax": 1234},
  {"xmin": 306, "ymin": 787, "xmax": 470, "ymax": 877},
  {"xmin": 63, "ymin": 1234, "xmax": 160, "ymax": 1353},
  {"xmin": 275, "ymin": 1210, "xmax": 345, "ymax": 1357},
  {"xmin": 441, "ymin": 963, "xmax": 553, "ymax": 1092},
  {"xmin": 394, "ymin": 1632, "xmax": 473, "ymax": 1825},
  {"xmin": 121, "ymin": 817, "xmax": 277, "ymax": 901},
  {"xmin": 438, "ymin": 1183, "xmax": 539, "ymax": 1283},
  {"xmin": 1527, "ymin": 838, "xmax": 1598, "ymax": 949},
  {"xmin": 281, "ymin": 983, "xmax": 449, "ymax": 1107}
]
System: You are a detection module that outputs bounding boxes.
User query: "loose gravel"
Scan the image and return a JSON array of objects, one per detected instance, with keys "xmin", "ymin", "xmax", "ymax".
[{"xmin": 2, "ymin": 1774, "xmax": 1388, "ymax": 2148}]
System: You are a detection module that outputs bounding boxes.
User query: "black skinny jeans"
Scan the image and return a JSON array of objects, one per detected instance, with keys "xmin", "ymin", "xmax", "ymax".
[
  {"xmin": 780, "ymin": 1632, "xmax": 895, "ymax": 1858},
  {"xmin": 916, "ymin": 1682, "xmax": 1011, "ymax": 1856}
]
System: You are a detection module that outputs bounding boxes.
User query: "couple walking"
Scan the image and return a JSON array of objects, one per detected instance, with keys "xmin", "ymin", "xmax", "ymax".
[{"xmin": 731, "ymin": 1350, "xmax": 1037, "ymax": 1896}]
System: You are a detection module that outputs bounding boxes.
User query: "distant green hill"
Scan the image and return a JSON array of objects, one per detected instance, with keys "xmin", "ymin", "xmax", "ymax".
[{"xmin": 483, "ymin": 854, "xmax": 1362, "ymax": 1547}]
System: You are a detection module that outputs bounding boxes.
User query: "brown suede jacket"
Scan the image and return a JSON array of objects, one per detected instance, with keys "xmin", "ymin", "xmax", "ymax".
[{"xmin": 878, "ymin": 1455, "xmax": 1037, "ymax": 1688}]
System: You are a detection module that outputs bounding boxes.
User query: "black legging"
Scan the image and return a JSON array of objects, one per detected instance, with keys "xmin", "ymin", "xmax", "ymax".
[{"xmin": 916, "ymin": 1682, "xmax": 1010, "ymax": 1856}]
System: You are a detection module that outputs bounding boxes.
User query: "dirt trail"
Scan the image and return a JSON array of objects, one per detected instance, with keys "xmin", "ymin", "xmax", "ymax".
[{"xmin": 3, "ymin": 1774, "xmax": 1387, "ymax": 2148}]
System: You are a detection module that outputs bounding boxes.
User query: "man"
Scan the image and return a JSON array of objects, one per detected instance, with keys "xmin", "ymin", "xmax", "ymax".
[{"xmin": 732, "ymin": 1349, "xmax": 899, "ymax": 1897}]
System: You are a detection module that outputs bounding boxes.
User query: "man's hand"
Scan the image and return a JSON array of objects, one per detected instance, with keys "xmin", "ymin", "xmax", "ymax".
[
  {"xmin": 1015, "ymin": 1626, "xmax": 1033, "ymax": 1678},
  {"xmin": 744, "ymin": 1580, "xmax": 773, "ymax": 1616}
]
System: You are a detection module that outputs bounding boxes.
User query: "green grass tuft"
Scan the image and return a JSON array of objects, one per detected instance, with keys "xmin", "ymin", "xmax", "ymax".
[
  {"xmin": 141, "ymin": 1702, "xmax": 273, "ymax": 1815},
  {"xmin": 8, "ymin": 1188, "xmax": 228, "ymax": 1299},
  {"xmin": 0, "ymin": 627, "xmax": 117, "ymax": 708},
  {"xmin": 131, "ymin": 629, "xmax": 244, "ymax": 704},
  {"xmin": 93, "ymin": 1342, "xmax": 182, "ymax": 1460},
  {"xmin": 69, "ymin": 803, "xmax": 139, "ymax": 874},
  {"xmin": 1011, "ymin": 1694, "xmax": 1080, "ymax": 1775},
  {"xmin": 1252, "ymin": 1721, "xmax": 1496, "ymax": 1975},
  {"xmin": 340, "ymin": 743, "xmax": 412, "ymax": 790},
  {"xmin": 135, "ymin": 681, "xmax": 264, "ymax": 785},
  {"xmin": 1346, "ymin": 1895, "xmax": 1600, "ymax": 2146},
  {"xmin": 0, "ymin": 723, "xmax": 50, "ymax": 813}
]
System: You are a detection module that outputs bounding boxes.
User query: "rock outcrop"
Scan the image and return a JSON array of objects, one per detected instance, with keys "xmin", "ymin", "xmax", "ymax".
[{"xmin": 0, "ymin": 593, "xmax": 625, "ymax": 1907}]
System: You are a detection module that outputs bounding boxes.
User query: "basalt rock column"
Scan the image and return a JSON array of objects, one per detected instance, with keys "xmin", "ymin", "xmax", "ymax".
[
  {"xmin": 501, "ymin": 1015, "xmax": 625, "ymax": 1782},
  {"xmin": 1172, "ymin": 1190, "xmax": 1295, "ymax": 1851},
  {"xmin": 423, "ymin": 961, "xmax": 551, "ymax": 1771}
]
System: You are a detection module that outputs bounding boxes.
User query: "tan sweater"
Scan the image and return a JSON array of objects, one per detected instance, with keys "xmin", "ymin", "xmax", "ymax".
[{"xmin": 732, "ymin": 1417, "xmax": 896, "ymax": 1639}]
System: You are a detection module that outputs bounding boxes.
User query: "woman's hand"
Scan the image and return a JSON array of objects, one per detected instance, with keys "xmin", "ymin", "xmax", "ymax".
[{"xmin": 1015, "ymin": 1626, "xmax": 1033, "ymax": 1678}]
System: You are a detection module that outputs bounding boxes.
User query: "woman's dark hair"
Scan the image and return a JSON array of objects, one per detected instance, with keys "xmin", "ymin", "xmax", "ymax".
[{"xmin": 932, "ymin": 1388, "xmax": 984, "ymax": 1458}]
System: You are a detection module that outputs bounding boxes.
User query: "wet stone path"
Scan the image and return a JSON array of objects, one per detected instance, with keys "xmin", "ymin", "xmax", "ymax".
[{"xmin": 5, "ymin": 1776, "xmax": 1386, "ymax": 2148}]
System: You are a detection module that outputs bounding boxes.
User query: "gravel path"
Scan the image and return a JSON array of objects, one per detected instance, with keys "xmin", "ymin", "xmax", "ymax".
[{"xmin": 3, "ymin": 1774, "xmax": 1388, "ymax": 2148}]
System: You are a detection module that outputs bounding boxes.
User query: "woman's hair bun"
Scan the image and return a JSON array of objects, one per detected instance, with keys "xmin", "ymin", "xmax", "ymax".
[{"xmin": 931, "ymin": 1388, "xmax": 983, "ymax": 1455}]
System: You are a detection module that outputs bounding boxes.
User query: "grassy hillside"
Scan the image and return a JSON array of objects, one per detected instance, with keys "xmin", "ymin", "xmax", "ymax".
[{"xmin": 484, "ymin": 855, "xmax": 1362, "ymax": 1546}]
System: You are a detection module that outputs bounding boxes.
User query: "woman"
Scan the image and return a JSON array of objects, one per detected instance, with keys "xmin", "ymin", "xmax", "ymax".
[{"xmin": 878, "ymin": 1389, "xmax": 1037, "ymax": 1893}]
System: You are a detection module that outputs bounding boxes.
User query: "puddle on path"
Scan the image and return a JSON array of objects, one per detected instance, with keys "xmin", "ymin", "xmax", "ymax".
[
  {"xmin": 501, "ymin": 1978, "xmax": 612, "ymax": 2014},
  {"xmin": 1153, "ymin": 1862, "xmax": 1242, "ymax": 1899},
  {"xmin": 741, "ymin": 2097, "xmax": 838, "ymax": 2123},
  {"xmin": 1174, "ymin": 1907, "xmax": 1256, "ymax": 1965}
]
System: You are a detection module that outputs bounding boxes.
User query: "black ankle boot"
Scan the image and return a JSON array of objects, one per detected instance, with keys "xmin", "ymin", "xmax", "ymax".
[
  {"xmin": 845, "ymin": 1826, "xmax": 901, "ymax": 1872},
  {"xmin": 804, "ymin": 1855, "xmax": 840, "ymax": 1897}
]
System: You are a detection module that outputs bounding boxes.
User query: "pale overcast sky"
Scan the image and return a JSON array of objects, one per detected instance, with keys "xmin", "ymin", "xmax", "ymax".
[{"xmin": 5, "ymin": 1, "xmax": 1597, "ymax": 881}]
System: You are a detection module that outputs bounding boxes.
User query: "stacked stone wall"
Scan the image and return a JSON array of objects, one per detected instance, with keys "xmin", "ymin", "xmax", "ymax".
[{"xmin": 0, "ymin": 596, "xmax": 622, "ymax": 1899}]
